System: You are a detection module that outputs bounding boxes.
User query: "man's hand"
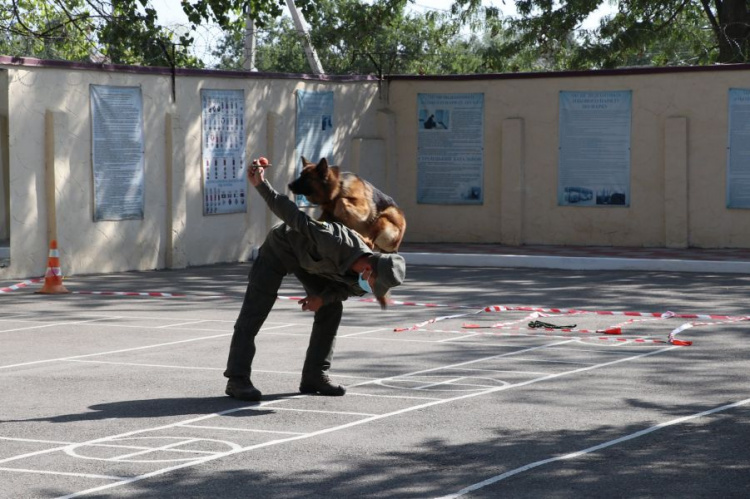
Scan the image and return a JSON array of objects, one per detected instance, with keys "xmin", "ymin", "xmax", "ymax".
[
  {"xmin": 298, "ymin": 296, "xmax": 324, "ymax": 312},
  {"xmin": 248, "ymin": 163, "xmax": 265, "ymax": 187}
]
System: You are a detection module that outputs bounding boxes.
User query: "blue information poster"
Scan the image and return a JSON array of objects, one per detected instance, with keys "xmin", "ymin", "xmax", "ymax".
[
  {"xmin": 558, "ymin": 91, "xmax": 632, "ymax": 207},
  {"xmin": 417, "ymin": 93, "xmax": 484, "ymax": 204},
  {"xmin": 201, "ymin": 89, "xmax": 246, "ymax": 215},
  {"xmin": 295, "ymin": 90, "xmax": 334, "ymax": 206},
  {"xmin": 727, "ymin": 88, "xmax": 750, "ymax": 209},
  {"xmin": 90, "ymin": 85, "xmax": 145, "ymax": 221}
]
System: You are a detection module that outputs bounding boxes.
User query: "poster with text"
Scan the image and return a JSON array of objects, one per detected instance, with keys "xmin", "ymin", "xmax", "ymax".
[
  {"xmin": 90, "ymin": 85, "xmax": 145, "ymax": 221},
  {"xmin": 201, "ymin": 89, "xmax": 246, "ymax": 215},
  {"xmin": 417, "ymin": 93, "xmax": 484, "ymax": 204},
  {"xmin": 558, "ymin": 90, "xmax": 632, "ymax": 207},
  {"xmin": 727, "ymin": 88, "xmax": 750, "ymax": 208},
  {"xmin": 295, "ymin": 90, "xmax": 334, "ymax": 206}
]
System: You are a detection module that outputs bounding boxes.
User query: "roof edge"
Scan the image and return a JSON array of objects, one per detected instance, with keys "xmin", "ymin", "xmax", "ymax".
[{"xmin": 0, "ymin": 55, "xmax": 380, "ymax": 81}]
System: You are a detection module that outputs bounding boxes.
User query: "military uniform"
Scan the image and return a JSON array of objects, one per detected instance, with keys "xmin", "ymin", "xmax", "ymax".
[{"xmin": 224, "ymin": 180, "xmax": 376, "ymax": 396}]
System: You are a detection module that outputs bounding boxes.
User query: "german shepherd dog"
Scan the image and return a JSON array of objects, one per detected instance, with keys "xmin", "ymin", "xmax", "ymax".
[{"xmin": 288, "ymin": 156, "xmax": 406, "ymax": 253}]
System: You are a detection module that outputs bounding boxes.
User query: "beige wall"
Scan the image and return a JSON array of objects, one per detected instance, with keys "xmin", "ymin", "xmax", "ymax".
[
  {"xmin": 388, "ymin": 71, "xmax": 750, "ymax": 247},
  {"xmin": 0, "ymin": 59, "xmax": 749, "ymax": 280},
  {"xmin": 0, "ymin": 61, "xmax": 382, "ymax": 279},
  {"xmin": 0, "ymin": 69, "xmax": 8, "ymax": 242}
]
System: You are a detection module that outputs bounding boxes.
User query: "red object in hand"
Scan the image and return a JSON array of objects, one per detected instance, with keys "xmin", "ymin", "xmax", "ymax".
[{"xmin": 258, "ymin": 157, "xmax": 269, "ymax": 166}]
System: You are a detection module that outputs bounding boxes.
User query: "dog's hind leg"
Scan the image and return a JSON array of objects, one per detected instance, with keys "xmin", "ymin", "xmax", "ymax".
[{"xmin": 371, "ymin": 217, "xmax": 404, "ymax": 253}]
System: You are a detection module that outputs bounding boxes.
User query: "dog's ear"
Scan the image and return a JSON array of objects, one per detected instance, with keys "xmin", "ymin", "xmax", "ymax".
[
  {"xmin": 316, "ymin": 158, "xmax": 329, "ymax": 175},
  {"xmin": 301, "ymin": 155, "xmax": 311, "ymax": 166}
]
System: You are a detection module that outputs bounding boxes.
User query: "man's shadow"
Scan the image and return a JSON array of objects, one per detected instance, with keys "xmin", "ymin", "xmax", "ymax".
[{"xmin": 1, "ymin": 393, "xmax": 301, "ymax": 423}]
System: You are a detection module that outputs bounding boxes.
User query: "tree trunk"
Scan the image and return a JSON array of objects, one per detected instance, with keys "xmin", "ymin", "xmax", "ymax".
[{"xmin": 715, "ymin": 0, "xmax": 750, "ymax": 63}]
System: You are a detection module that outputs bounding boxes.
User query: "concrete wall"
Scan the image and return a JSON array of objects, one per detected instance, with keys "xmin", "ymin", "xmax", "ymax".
[
  {"xmin": 388, "ymin": 69, "xmax": 750, "ymax": 247},
  {"xmin": 0, "ymin": 58, "xmax": 749, "ymax": 280},
  {"xmin": 0, "ymin": 69, "xmax": 8, "ymax": 242},
  {"xmin": 0, "ymin": 60, "xmax": 382, "ymax": 279}
]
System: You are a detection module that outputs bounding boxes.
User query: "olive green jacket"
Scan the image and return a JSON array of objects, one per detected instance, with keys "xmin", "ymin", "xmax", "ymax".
[{"xmin": 257, "ymin": 180, "xmax": 372, "ymax": 305}]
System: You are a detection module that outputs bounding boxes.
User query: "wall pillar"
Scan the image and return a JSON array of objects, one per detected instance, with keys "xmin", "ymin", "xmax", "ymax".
[
  {"xmin": 44, "ymin": 110, "xmax": 72, "ymax": 247},
  {"xmin": 500, "ymin": 118, "xmax": 524, "ymax": 246},
  {"xmin": 377, "ymin": 108, "xmax": 398, "ymax": 200},
  {"xmin": 263, "ymin": 111, "xmax": 285, "ymax": 235},
  {"xmin": 664, "ymin": 116, "xmax": 689, "ymax": 248},
  {"xmin": 351, "ymin": 138, "xmax": 386, "ymax": 189},
  {"xmin": 166, "ymin": 112, "xmax": 187, "ymax": 268},
  {"xmin": 0, "ymin": 115, "xmax": 9, "ymax": 241}
]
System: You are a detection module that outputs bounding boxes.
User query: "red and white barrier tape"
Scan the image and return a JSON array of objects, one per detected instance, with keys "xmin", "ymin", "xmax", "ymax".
[
  {"xmin": 666, "ymin": 316, "xmax": 750, "ymax": 346},
  {"xmin": 423, "ymin": 328, "xmax": 669, "ymax": 344},
  {"xmin": 280, "ymin": 295, "xmax": 744, "ymax": 328},
  {"xmin": 392, "ymin": 305, "xmax": 746, "ymax": 346},
  {"xmin": 0, "ymin": 277, "xmax": 186, "ymax": 298},
  {"xmin": 73, "ymin": 291, "xmax": 186, "ymax": 298},
  {"xmin": 481, "ymin": 305, "xmax": 737, "ymax": 321},
  {"xmin": 0, "ymin": 278, "xmax": 44, "ymax": 293},
  {"xmin": 277, "ymin": 295, "xmax": 750, "ymax": 347}
]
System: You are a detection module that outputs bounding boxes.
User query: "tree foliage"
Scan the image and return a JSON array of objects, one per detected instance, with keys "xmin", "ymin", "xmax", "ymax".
[
  {"xmin": 0, "ymin": 0, "xmax": 201, "ymax": 66},
  {"xmin": 2, "ymin": 0, "xmax": 750, "ymax": 71},
  {"xmin": 213, "ymin": 0, "xmax": 487, "ymax": 75},
  {"xmin": 457, "ymin": 0, "xmax": 750, "ymax": 69}
]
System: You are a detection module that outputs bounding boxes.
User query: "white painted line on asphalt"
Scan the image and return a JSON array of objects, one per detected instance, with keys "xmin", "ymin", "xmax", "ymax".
[
  {"xmin": 0, "ymin": 333, "xmax": 230, "ymax": 371},
  {"xmin": 552, "ymin": 346, "xmax": 644, "ymax": 355},
  {"xmin": 0, "ymin": 436, "xmax": 72, "ymax": 445},
  {"xmin": 0, "ymin": 467, "xmax": 126, "ymax": 481},
  {"xmin": 0, "ymin": 316, "xmax": 116, "ymax": 334},
  {"xmin": 0, "ymin": 436, "xmax": 176, "ymax": 453},
  {"xmin": 0, "ymin": 324, "xmax": 296, "ymax": 371},
  {"xmin": 347, "ymin": 335, "xmax": 541, "ymax": 347},
  {"xmin": 111, "ymin": 438, "xmax": 204, "ymax": 461},
  {"xmin": 443, "ymin": 367, "xmax": 550, "ymax": 375},
  {"xmin": 508, "ymin": 357, "xmax": 593, "ymax": 365},
  {"xmin": 437, "ymin": 395, "xmax": 750, "ymax": 498},
  {"xmin": 350, "ymin": 340, "xmax": 577, "ymax": 387},
  {"xmin": 346, "ymin": 392, "xmax": 443, "ymax": 401},
  {"xmin": 52, "ymin": 343, "xmax": 678, "ymax": 499},
  {"xmin": 87, "ymin": 443, "xmax": 214, "ymax": 454},
  {"xmin": 339, "ymin": 327, "xmax": 390, "ymax": 338},
  {"xmin": 181, "ymin": 424, "xmax": 306, "ymax": 436},
  {"xmin": 155, "ymin": 320, "xmax": 211, "ymax": 329},
  {"xmin": 2, "ymin": 343, "xmax": 571, "ymax": 470},
  {"xmin": 64, "ymin": 359, "xmax": 222, "ymax": 370},
  {"xmin": 438, "ymin": 333, "xmax": 482, "ymax": 342},
  {"xmin": 64, "ymin": 437, "xmax": 242, "ymax": 464},
  {"xmin": 243, "ymin": 406, "xmax": 378, "ymax": 417},
  {"xmin": 412, "ymin": 377, "xmax": 466, "ymax": 390}
]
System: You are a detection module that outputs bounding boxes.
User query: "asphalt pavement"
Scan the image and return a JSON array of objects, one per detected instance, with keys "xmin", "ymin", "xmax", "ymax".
[{"xmin": 2, "ymin": 261, "xmax": 750, "ymax": 498}]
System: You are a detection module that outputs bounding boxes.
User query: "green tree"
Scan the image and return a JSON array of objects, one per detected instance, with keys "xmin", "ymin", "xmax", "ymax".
[
  {"xmin": 0, "ymin": 0, "xmax": 201, "ymax": 66},
  {"xmin": 213, "ymin": 0, "xmax": 484, "ymax": 75},
  {"xmin": 457, "ymin": 0, "xmax": 750, "ymax": 68},
  {"xmin": 0, "ymin": 0, "xmax": 95, "ymax": 60}
]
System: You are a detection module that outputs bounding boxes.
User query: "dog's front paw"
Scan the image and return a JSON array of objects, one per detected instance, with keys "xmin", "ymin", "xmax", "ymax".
[{"xmin": 360, "ymin": 235, "xmax": 375, "ymax": 249}]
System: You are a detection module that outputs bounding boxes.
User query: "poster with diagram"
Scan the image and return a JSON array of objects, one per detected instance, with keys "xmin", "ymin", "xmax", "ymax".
[
  {"xmin": 727, "ymin": 88, "xmax": 750, "ymax": 209},
  {"xmin": 417, "ymin": 93, "xmax": 484, "ymax": 204},
  {"xmin": 90, "ymin": 85, "xmax": 145, "ymax": 221},
  {"xmin": 558, "ymin": 91, "xmax": 632, "ymax": 207},
  {"xmin": 201, "ymin": 89, "xmax": 246, "ymax": 215},
  {"xmin": 295, "ymin": 90, "xmax": 334, "ymax": 206}
]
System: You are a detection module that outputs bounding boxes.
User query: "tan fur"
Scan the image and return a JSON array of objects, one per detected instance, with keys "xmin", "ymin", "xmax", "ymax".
[{"xmin": 288, "ymin": 156, "xmax": 406, "ymax": 253}]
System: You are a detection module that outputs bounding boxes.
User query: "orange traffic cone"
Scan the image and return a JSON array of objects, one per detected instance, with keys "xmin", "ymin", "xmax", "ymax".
[{"xmin": 36, "ymin": 239, "xmax": 70, "ymax": 294}]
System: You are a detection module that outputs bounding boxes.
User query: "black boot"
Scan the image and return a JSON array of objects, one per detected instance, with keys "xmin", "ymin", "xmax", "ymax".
[
  {"xmin": 299, "ymin": 373, "xmax": 346, "ymax": 396},
  {"xmin": 225, "ymin": 377, "xmax": 262, "ymax": 401}
]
